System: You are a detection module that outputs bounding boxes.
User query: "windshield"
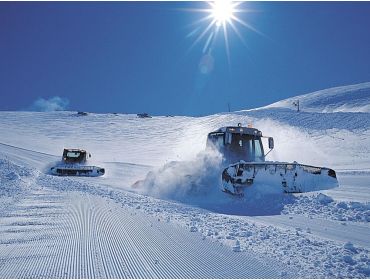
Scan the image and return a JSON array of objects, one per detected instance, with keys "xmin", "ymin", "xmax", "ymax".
[
  {"xmin": 63, "ymin": 150, "xmax": 86, "ymax": 163},
  {"xmin": 254, "ymin": 139, "xmax": 263, "ymax": 159},
  {"xmin": 225, "ymin": 134, "xmax": 264, "ymax": 162},
  {"xmin": 66, "ymin": 152, "xmax": 81, "ymax": 158},
  {"xmin": 207, "ymin": 132, "xmax": 224, "ymax": 150}
]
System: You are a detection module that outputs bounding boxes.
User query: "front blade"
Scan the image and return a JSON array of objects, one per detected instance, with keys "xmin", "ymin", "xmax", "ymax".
[{"xmin": 222, "ymin": 161, "xmax": 338, "ymax": 196}]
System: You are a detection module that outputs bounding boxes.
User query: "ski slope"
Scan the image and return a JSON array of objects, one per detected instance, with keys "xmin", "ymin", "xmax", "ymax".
[
  {"xmin": 264, "ymin": 81, "xmax": 370, "ymax": 113},
  {"xmin": 0, "ymin": 82, "xmax": 370, "ymax": 278},
  {"xmin": 0, "ymin": 174, "xmax": 280, "ymax": 278}
]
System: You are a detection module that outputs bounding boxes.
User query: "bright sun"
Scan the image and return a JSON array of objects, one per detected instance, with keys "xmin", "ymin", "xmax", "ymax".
[
  {"xmin": 184, "ymin": 1, "xmax": 261, "ymax": 65},
  {"xmin": 210, "ymin": 0, "xmax": 235, "ymax": 27}
]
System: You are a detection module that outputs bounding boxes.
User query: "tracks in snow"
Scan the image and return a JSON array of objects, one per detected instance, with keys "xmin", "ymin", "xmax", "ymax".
[{"xmin": 0, "ymin": 181, "xmax": 284, "ymax": 278}]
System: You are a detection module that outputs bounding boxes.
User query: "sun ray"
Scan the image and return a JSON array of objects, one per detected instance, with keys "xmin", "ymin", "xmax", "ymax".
[
  {"xmin": 185, "ymin": 1, "xmax": 263, "ymax": 67},
  {"xmin": 231, "ymin": 14, "xmax": 266, "ymax": 38},
  {"xmin": 186, "ymin": 26, "xmax": 201, "ymax": 39},
  {"xmin": 203, "ymin": 31, "xmax": 215, "ymax": 54},
  {"xmin": 223, "ymin": 22, "xmax": 231, "ymax": 67},
  {"xmin": 187, "ymin": 19, "xmax": 217, "ymax": 54},
  {"xmin": 185, "ymin": 14, "xmax": 214, "ymax": 29},
  {"xmin": 175, "ymin": 7, "xmax": 213, "ymax": 14},
  {"xmin": 229, "ymin": 20, "xmax": 248, "ymax": 47}
]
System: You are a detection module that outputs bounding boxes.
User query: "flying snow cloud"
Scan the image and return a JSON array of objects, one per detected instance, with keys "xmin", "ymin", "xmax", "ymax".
[
  {"xmin": 30, "ymin": 96, "xmax": 69, "ymax": 112},
  {"xmin": 133, "ymin": 148, "xmax": 224, "ymax": 202}
]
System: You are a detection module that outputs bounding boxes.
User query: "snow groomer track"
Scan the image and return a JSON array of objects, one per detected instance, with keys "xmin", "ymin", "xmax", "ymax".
[{"xmin": 0, "ymin": 183, "xmax": 282, "ymax": 278}]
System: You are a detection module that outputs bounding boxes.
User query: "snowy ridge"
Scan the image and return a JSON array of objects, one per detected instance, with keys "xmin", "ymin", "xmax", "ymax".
[
  {"xmin": 264, "ymin": 82, "xmax": 370, "ymax": 113},
  {"xmin": 236, "ymin": 108, "xmax": 370, "ymax": 131}
]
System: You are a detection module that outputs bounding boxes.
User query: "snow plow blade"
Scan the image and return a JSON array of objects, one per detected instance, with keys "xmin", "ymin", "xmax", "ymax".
[
  {"xmin": 50, "ymin": 165, "xmax": 105, "ymax": 177},
  {"xmin": 222, "ymin": 161, "xmax": 338, "ymax": 196}
]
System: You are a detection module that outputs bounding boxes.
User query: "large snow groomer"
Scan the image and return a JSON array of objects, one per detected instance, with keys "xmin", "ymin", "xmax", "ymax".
[
  {"xmin": 50, "ymin": 149, "xmax": 105, "ymax": 177},
  {"xmin": 207, "ymin": 124, "xmax": 338, "ymax": 196}
]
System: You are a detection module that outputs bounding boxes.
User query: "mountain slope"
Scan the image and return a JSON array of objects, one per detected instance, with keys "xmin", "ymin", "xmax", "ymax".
[{"xmin": 264, "ymin": 82, "xmax": 370, "ymax": 113}]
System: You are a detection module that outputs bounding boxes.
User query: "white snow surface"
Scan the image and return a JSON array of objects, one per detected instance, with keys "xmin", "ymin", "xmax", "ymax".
[
  {"xmin": 263, "ymin": 81, "xmax": 370, "ymax": 113},
  {"xmin": 0, "ymin": 83, "xmax": 370, "ymax": 278}
]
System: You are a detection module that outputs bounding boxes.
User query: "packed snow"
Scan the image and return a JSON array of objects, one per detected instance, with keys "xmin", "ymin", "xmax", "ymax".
[
  {"xmin": 0, "ymin": 82, "xmax": 369, "ymax": 278},
  {"xmin": 264, "ymin": 81, "xmax": 370, "ymax": 113}
]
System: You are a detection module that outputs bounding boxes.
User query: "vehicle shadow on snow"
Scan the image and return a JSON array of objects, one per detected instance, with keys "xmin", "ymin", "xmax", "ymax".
[
  {"xmin": 196, "ymin": 193, "xmax": 298, "ymax": 216},
  {"xmin": 172, "ymin": 184, "xmax": 299, "ymax": 217},
  {"xmin": 136, "ymin": 175, "xmax": 298, "ymax": 217}
]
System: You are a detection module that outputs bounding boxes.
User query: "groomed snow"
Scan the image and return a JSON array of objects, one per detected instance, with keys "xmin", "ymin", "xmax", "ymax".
[
  {"xmin": 263, "ymin": 81, "xmax": 370, "ymax": 113},
  {"xmin": 0, "ymin": 83, "xmax": 369, "ymax": 278}
]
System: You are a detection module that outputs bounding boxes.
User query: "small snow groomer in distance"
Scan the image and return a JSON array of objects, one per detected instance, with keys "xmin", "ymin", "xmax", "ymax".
[
  {"xmin": 207, "ymin": 124, "xmax": 338, "ymax": 196},
  {"xmin": 50, "ymin": 149, "xmax": 105, "ymax": 177}
]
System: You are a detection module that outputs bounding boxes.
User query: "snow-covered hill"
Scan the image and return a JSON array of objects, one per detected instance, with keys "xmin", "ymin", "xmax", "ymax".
[
  {"xmin": 0, "ymin": 83, "xmax": 369, "ymax": 278},
  {"xmin": 264, "ymin": 81, "xmax": 370, "ymax": 113}
]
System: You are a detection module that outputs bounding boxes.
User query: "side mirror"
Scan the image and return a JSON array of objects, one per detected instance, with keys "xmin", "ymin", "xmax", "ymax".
[
  {"xmin": 268, "ymin": 137, "xmax": 274, "ymax": 150},
  {"xmin": 89, "ymin": 153, "xmax": 91, "ymax": 158}
]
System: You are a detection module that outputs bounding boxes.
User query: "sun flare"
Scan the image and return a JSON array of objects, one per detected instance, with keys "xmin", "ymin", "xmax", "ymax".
[
  {"xmin": 184, "ymin": 1, "xmax": 260, "ymax": 65},
  {"xmin": 210, "ymin": 0, "xmax": 235, "ymax": 27}
]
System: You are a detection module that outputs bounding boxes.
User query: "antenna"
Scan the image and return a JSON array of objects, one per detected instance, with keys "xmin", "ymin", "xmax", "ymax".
[
  {"xmin": 293, "ymin": 100, "xmax": 300, "ymax": 112},
  {"xmin": 227, "ymin": 102, "xmax": 231, "ymax": 112}
]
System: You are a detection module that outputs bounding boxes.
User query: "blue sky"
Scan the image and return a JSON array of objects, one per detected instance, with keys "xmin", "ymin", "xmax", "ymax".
[{"xmin": 1, "ymin": 1, "xmax": 369, "ymax": 116}]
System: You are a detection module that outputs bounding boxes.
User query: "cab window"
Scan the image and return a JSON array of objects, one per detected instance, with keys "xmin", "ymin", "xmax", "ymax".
[{"xmin": 254, "ymin": 139, "xmax": 263, "ymax": 160}]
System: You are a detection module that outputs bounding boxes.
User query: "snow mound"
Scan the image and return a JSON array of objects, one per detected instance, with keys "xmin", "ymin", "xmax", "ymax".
[
  {"xmin": 282, "ymin": 193, "xmax": 370, "ymax": 223},
  {"xmin": 0, "ymin": 158, "xmax": 34, "ymax": 197},
  {"xmin": 317, "ymin": 193, "xmax": 334, "ymax": 205},
  {"xmin": 0, "ymin": 158, "xmax": 36, "ymax": 216},
  {"xmin": 146, "ymin": 196, "xmax": 370, "ymax": 279},
  {"xmin": 265, "ymin": 82, "xmax": 370, "ymax": 113}
]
